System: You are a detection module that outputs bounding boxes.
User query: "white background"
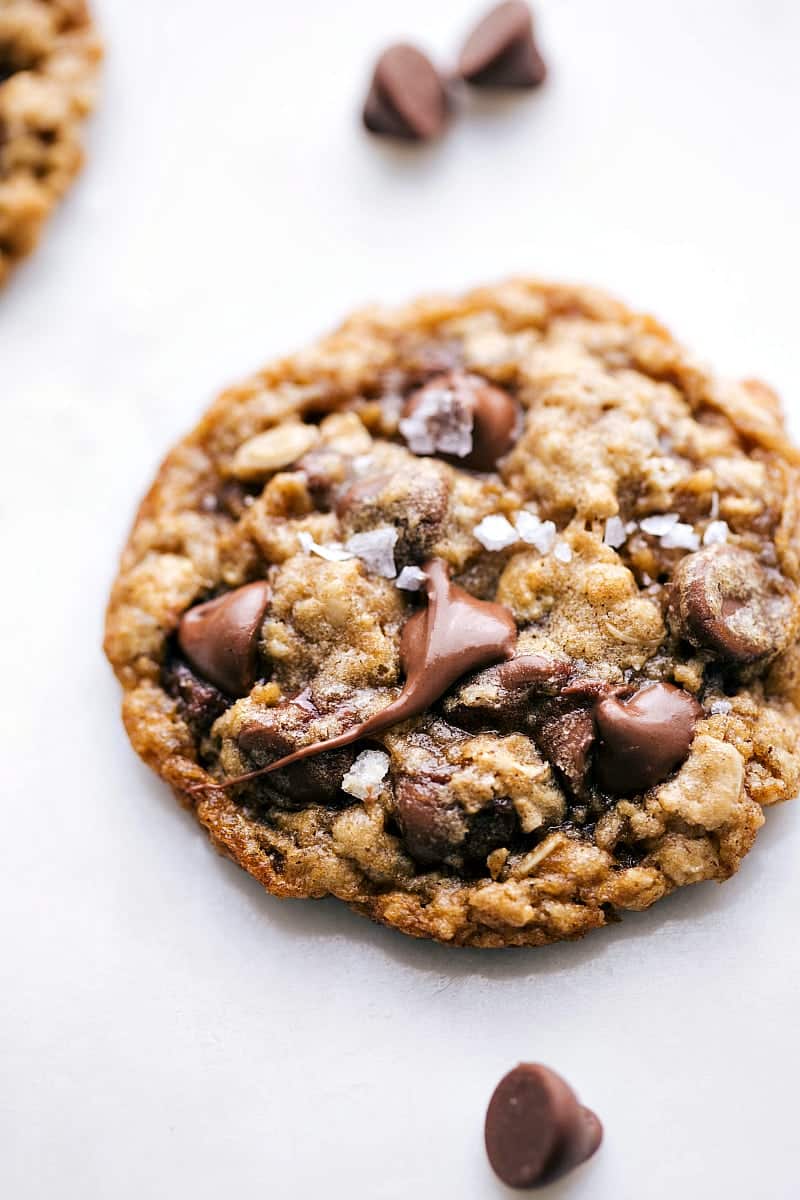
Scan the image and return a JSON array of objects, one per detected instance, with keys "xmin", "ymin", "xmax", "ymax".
[{"xmin": 2, "ymin": 2, "xmax": 799, "ymax": 1197}]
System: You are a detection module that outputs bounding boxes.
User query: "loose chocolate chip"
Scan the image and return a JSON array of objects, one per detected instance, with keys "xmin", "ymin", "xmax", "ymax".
[
  {"xmin": 393, "ymin": 774, "xmax": 464, "ymax": 865},
  {"xmin": 668, "ymin": 544, "xmax": 794, "ymax": 666},
  {"xmin": 402, "ymin": 371, "xmax": 519, "ymax": 471},
  {"xmin": 177, "ymin": 581, "xmax": 271, "ymax": 697},
  {"xmin": 535, "ymin": 705, "xmax": 595, "ymax": 798},
  {"xmin": 485, "ymin": 1064, "xmax": 602, "ymax": 1190},
  {"xmin": 238, "ymin": 704, "xmax": 356, "ymax": 805},
  {"xmin": 336, "ymin": 464, "xmax": 450, "ymax": 564},
  {"xmin": 459, "ymin": 1, "xmax": 547, "ymax": 89},
  {"xmin": 363, "ymin": 44, "xmax": 449, "ymax": 141},
  {"xmin": 594, "ymin": 682, "xmax": 702, "ymax": 795},
  {"xmin": 162, "ymin": 658, "xmax": 229, "ymax": 738}
]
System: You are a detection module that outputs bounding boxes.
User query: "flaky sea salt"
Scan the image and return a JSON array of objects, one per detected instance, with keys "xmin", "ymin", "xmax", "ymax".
[
  {"xmin": 603, "ymin": 516, "xmax": 627, "ymax": 549},
  {"xmin": 473, "ymin": 514, "xmax": 519, "ymax": 551},
  {"xmin": 297, "ymin": 531, "xmax": 353, "ymax": 562},
  {"xmin": 710, "ymin": 699, "xmax": 733, "ymax": 716},
  {"xmin": 703, "ymin": 520, "xmax": 729, "ymax": 547},
  {"xmin": 341, "ymin": 749, "xmax": 390, "ymax": 800},
  {"xmin": 640, "ymin": 513, "xmax": 680, "ymax": 537},
  {"xmin": 396, "ymin": 565, "xmax": 427, "ymax": 591},
  {"xmin": 710, "ymin": 491, "xmax": 720, "ymax": 519},
  {"xmin": 514, "ymin": 510, "xmax": 556, "ymax": 554},
  {"xmin": 344, "ymin": 526, "xmax": 398, "ymax": 578},
  {"xmin": 660, "ymin": 522, "xmax": 700, "ymax": 551},
  {"xmin": 398, "ymin": 384, "xmax": 474, "ymax": 459},
  {"xmin": 553, "ymin": 541, "xmax": 573, "ymax": 564}
]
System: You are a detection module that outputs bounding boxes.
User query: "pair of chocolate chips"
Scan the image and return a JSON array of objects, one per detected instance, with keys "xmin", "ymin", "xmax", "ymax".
[
  {"xmin": 364, "ymin": 1, "xmax": 546, "ymax": 142},
  {"xmin": 485, "ymin": 1064, "xmax": 602, "ymax": 1189}
]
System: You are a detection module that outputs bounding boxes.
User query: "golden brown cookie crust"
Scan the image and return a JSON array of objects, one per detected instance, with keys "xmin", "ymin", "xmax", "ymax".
[
  {"xmin": 0, "ymin": 0, "xmax": 101, "ymax": 286},
  {"xmin": 105, "ymin": 279, "xmax": 800, "ymax": 948}
]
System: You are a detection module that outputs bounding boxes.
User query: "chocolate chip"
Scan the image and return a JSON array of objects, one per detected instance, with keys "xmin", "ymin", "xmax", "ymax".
[
  {"xmin": 668, "ymin": 544, "xmax": 794, "ymax": 666},
  {"xmin": 393, "ymin": 774, "xmax": 464, "ymax": 865},
  {"xmin": 402, "ymin": 371, "xmax": 519, "ymax": 471},
  {"xmin": 459, "ymin": 1, "xmax": 547, "ymax": 89},
  {"xmin": 463, "ymin": 794, "xmax": 519, "ymax": 863},
  {"xmin": 162, "ymin": 658, "xmax": 229, "ymax": 738},
  {"xmin": 337, "ymin": 464, "xmax": 450, "ymax": 565},
  {"xmin": 535, "ymin": 705, "xmax": 595, "ymax": 798},
  {"xmin": 594, "ymin": 682, "xmax": 702, "ymax": 795},
  {"xmin": 498, "ymin": 654, "xmax": 571, "ymax": 691},
  {"xmin": 363, "ymin": 44, "xmax": 449, "ymax": 141},
  {"xmin": 238, "ymin": 704, "xmax": 356, "ymax": 805},
  {"xmin": 485, "ymin": 1064, "xmax": 602, "ymax": 1190},
  {"xmin": 177, "ymin": 581, "xmax": 271, "ymax": 697}
]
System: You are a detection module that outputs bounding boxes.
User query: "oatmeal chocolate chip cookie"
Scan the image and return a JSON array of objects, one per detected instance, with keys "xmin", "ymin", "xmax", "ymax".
[
  {"xmin": 105, "ymin": 279, "xmax": 800, "ymax": 948},
  {"xmin": 0, "ymin": 0, "xmax": 100, "ymax": 286}
]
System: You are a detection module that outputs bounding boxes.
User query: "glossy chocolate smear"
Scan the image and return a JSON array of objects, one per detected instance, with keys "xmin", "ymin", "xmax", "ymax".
[
  {"xmin": 485, "ymin": 1063, "xmax": 602, "ymax": 1190},
  {"xmin": 220, "ymin": 559, "xmax": 516, "ymax": 787},
  {"xmin": 363, "ymin": 44, "xmax": 449, "ymax": 141},
  {"xmin": 668, "ymin": 544, "xmax": 793, "ymax": 665},
  {"xmin": 459, "ymin": 1, "xmax": 547, "ymax": 89},
  {"xmin": 401, "ymin": 371, "xmax": 519, "ymax": 471},
  {"xmin": 177, "ymin": 580, "xmax": 271, "ymax": 697},
  {"xmin": 594, "ymin": 682, "xmax": 702, "ymax": 795}
]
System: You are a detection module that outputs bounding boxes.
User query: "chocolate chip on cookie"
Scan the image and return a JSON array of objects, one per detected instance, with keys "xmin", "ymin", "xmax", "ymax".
[
  {"xmin": 668, "ymin": 544, "xmax": 794, "ymax": 665},
  {"xmin": 459, "ymin": 2, "xmax": 547, "ymax": 89},
  {"xmin": 594, "ymin": 682, "xmax": 702, "ymax": 795},
  {"xmin": 363, "ymin": 44, "xmax": 449, "ymax": 141},
  {"xmin": 178, "ymin": 581, "xmax": 271, "ymax": 698},
  {"xmin": 400, "ymin": 371, "xmax": 520, "ymax": 471},
  {"xmin": 485, "ymin": 1064, "xmax": 602, "ymax": 1189}
]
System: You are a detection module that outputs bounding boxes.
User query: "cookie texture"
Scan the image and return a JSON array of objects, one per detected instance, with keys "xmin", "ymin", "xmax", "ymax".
[
  {"xmin": 0, "ymin": 0, "xmax": 100, "ymax": 286},
  {"xmin": 105, "ymin": 280, "xmax": 800, "ymax": 948}
]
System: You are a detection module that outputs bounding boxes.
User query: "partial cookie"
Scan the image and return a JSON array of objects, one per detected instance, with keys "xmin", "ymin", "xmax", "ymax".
[
  {"xmin": 105, "ymin": 279, "xmax": 800, "ymax": 948},
  {"xmin": 0, "ymin": 0, "xmax": 101, "ymax": 286}
]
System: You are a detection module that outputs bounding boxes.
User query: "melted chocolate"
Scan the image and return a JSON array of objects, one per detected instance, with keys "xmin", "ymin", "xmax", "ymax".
[{"xmin": 220, "ymin": 559, "xmax": 517, "ymax": 788}]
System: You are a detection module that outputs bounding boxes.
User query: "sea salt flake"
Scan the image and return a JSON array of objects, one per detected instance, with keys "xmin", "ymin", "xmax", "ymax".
[
  {"xmin": 661, "ymin": 522, "xmax": 700, "ymax": 551},
  {"xmin": 553, "ymin": 541, "xmax": 573, "ymax": 564},
  {"xmin": 514, "ymin": 510, "xmax": 556, "ymax": 554},
  {"xmin": 703, "ymin": 520, "xmax": 729, "ymax": 547},
  {"xmin": 473, "ymin": 514, "xmax": 519, "ymax": 551},
  {"xmin": 345, "ymin": 526, "xmax": 398, "ymax": 578},
  {"xmin": 710, "ymin": 699, "xmax": 733, "ymax": 716},
  {"xmin": 603, "ymin": 516, "xmax": 627, "ymax": 548},
  {"xmin": 297, "ymin": 531, "xmax": 353, "ymax": 562},
  {"xmin": 398, "ymin": 385, "xmax": 474, "ymax": 459},
  {"xmin": 625, "ymin": 520, "xmax": 638, "ymax": 534},
  {"xmin": 640, "ymin": 513, "xmax": 680, "ymax": 536},
  {"xmin": 396, "ymin": 565, "xmax": 427, "ymax": 591},
  {"xmin": 341, "ymin": 749, "xmax": 390, "ymax": 800},
  {"xmin": 710, "ymin": 491, "xmax": 720, "ymax": 519}
]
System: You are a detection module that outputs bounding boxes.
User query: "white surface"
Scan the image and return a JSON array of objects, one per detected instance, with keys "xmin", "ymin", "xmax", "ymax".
[{"xmin": 2, "ymin": 2, "xmax": 800, "ymax": 1197}]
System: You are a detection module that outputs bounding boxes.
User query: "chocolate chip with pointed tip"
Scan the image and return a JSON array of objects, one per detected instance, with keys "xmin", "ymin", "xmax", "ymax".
[
  {"xmin": 363, "ymin": 44, "xmax": 449, "ymax": 141},
  {"xmin": 177, "ymin": 580, "xmax": 271, "ymax": 697},
  {"xmin": 594, "ymin": 682, "xmax": 703, "ymax": 795},
  {"xmin": 459, "ymin": 1, "xmax": 547, "ymax": 89},
  {"xmin": 668, "ymin": 544, "xmax": 793, "ymax": 665},
  {"xmin": 403, "ymin": 371, "xmax": 520, "ymax": 471},
  {"xmin": 485, "ymin": 1064, "xmax": 602, "ymax": 1190}
]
